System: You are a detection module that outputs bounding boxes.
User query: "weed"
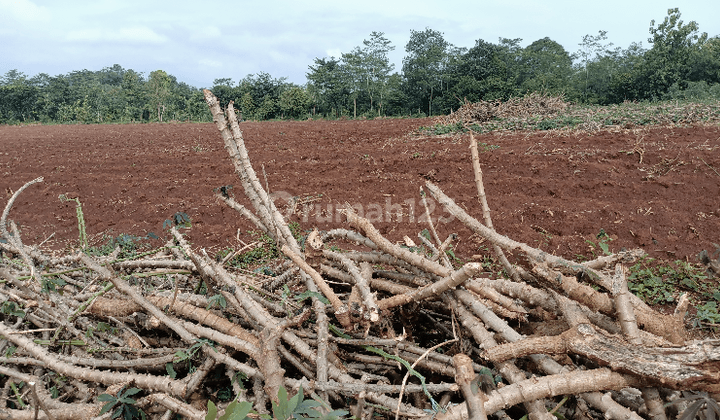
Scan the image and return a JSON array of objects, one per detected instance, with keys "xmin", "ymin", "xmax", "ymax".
[
  {"xmin": 87, "ymin": 233, "xmax": 146, "ymax": 259},
  {"xmin": 206, "ymin": 400, "xmax": 254, "ymax": 420},
  {"xmin": 221, "ymin": 222, "xmax": 304, "ymax": 270},
  {"xmin": 477, "ymin": 141, "xmax": 500, "ymax": 152},
  {"xmin": 168, "ymin": 339, "xmax": 215, "ymax": 379},
  {"xmin": 1, "ymin": 301, "xmax": 25, "ymax": 318},
  {"xmin": 585, "ymin": 229, "xmax": 613, "ymax": 257},
  {"xmin": 418, "ymin": 122, "xmax": 465, "ymax": 135},
  {"xmin": 205, "ymin": 385, "xmax": 349, "ymax": 420},
  {"xmin": 163, "ymin": 211, "xmax": 192, "ymax": 229},
  {"xmin": 421, "ymin": 98, "xmax": 720, "ymax": 135},
  {"xmin": 673, "ymin": 392, "xmax": 720, "ymax": 420},
  {"xmin": 627, "ymin": 257, "xmax": 713, "ymax": 317},
  {"xmin": 696, "ymin": 301, "xmax": 720, "ymax": 326},
  {"xmin": 98, "ymin": 386, "xmax": 146, "ymax": 420}
]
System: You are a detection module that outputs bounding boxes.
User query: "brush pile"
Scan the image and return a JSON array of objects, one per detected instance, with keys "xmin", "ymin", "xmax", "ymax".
[
  {"xmin": 1, "ymin": 90, "xmax": 719, "ymax": 420},
  {"xmin": 436, "ymin": 93, "xmax": 569, "ymax": 126}
]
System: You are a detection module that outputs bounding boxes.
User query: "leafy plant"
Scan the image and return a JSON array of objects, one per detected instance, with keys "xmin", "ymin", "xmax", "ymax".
[
  {"xmin": 477, "ymin": 141, "xmax": 500, "ymax": 152},
  {"xmin": 205, "ymin": 385, "xmax": 348, "ymax": 420},
  {"xmin": 98, "ymin": 386, "xmax": 146, "ymax": 420},
  {"xmin": 168, "ymin": 339, "xmax": 215, "ymax": 378},
  {"xmin": 206, "ymin": 400, "xmax": 255, "ymax": 420},
  {"xmin": 695, "ymin": 301, "xmax": 720, "ymax": 327},
  {"xmin": 221, "ymin": 223, "xmax": 303, "ymax": 270},
  {"xmin": 268, "ymin": 386, "xmax": 349, "ymax": 420},
  {"xmin": 627, "ymin": 257, "xmax": 716, "ymax": 326},
  {"xmin": 674, "ymin": 392, "xmax": 720, "ymax": 420},
  {"xmin": 163, "ymin": 211, "xmax": 192, "ymax": 229},
  {"xmin": 1, "ymin": 301, "xmax": 25, "ymax": 318},
  {"xmin": 585, "ymin": 229, "xmax": 613, "ymax": 257},
  {"xmin": 207, "ymin": 293, "xmax": 227, "ymax": 310},
  {"xmin": 86, "ymin": 233, "xmax": 147, "ymax": 259}
]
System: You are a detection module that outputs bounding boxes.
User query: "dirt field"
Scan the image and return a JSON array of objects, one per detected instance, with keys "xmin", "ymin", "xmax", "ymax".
[{"xmin": 1, "ymin": 119, "xmax": 719, "ymax": 265}]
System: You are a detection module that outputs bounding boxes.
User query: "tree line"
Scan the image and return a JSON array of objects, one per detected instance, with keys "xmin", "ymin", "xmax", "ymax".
[{"xmin": 1, "ymin": 8, "xmax": 718, "ymax": 125}]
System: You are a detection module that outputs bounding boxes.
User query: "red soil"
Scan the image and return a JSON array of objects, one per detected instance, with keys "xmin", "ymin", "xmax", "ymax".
[{"xmin": 1, "ymin": 120, "xmax": 719, "ymax": 265}]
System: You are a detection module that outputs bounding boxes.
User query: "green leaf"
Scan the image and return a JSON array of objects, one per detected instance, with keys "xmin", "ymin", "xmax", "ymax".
[
  {"xmin": 286, "ymin": 386, "xmax": 302, "ymax": 415},
  {"xmin": 220, "ymin": 400, "xmax": 255, "ymax": 420},
  {"xmin": 206, "ymin": 401, "xmax": 218, "ymax": 420},
  {"xmin": 295, "ymin": 290, "xmax": 330, "ymax": 305},
  {"xmin": 98, "ymin": 400, "xmax": 116, "ymax": 415},
  {"xmin": 121, "ymin": 387, "xmax": 142, "ymax": 398},
  {"xmin": 166, "ymin": 362, "xmax": 177, "ymax": 379},
  {"xmin": 273, "ymin": 386, "xmax": 290, "ymax": 420},
  {"xmin": 98, "ymin": 393, "xmax": 117, "ymax": 402}
]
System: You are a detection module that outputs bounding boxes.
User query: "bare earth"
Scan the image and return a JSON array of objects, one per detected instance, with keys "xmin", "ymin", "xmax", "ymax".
[{"xmin": 1, "ymin": 119, "xmax": 719, "ymax": 264}]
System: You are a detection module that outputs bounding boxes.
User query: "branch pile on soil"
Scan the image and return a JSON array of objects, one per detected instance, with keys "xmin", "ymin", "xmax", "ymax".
[
  {"xmin": 436, "ymin": 93, "xmax": 569, "ymax": 126},
  {"xmin": 1, "ymin": 90, "xmax": 720, "ymax": 420},
  {"xmin": 433, "ymin": 94, "xmax": 720, "ymax": 134}
]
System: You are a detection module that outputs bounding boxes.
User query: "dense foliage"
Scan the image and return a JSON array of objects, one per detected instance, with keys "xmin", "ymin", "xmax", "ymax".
[{"xmin": 1, "ymin": 8, "xmax": 719, "ymax": 124}]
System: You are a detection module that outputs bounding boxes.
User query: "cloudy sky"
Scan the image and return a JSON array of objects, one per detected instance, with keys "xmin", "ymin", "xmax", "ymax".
[{"xmin": 1, "ymin": 0, "xmax": 719, "ymax": 88}]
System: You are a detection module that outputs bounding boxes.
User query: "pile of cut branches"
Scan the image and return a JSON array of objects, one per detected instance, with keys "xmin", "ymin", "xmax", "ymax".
[
  {"xmin": 429, "ymin": 96, "xmax": 720, "ymax": 135},
  {"xmin": 1, "ymin": 90, "xmax": 719, "ymax": 420},
  {"xmin": 436, "ymin": 93, "xmax": 569, "ymax": 126}
]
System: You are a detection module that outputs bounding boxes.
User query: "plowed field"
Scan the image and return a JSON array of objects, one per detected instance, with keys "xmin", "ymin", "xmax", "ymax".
[{"xmin": 2, "ymin": 120, "xmax": 719, "ymax": 264}]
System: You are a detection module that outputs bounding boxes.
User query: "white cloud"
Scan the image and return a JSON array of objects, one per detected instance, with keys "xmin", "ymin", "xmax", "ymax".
[
  {"xmin": 191, "ymin": 25, "xmax": 221, "ymax": 40},
  {"xmin": 65, "ymin": 26, "xmax": 167, "ymax": 44},
  {"xmin": 0, "ymin": 0, "xmax": 50, "ymax": 22},
  {"xmin": 198, "ymin": 58, "xmax": 222, "ymax": 68}
]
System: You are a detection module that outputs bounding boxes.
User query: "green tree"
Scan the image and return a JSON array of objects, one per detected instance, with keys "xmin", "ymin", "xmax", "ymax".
[
  {"xmin": 306, "ymin": 57, "xmax": 350, "ymax": 117},
  {"xmin": 402, "ymin": 28, "xmax": 451, "ymax": 116},
  {"xmin": 444, "ymin": 38, "xmax": 516, "ymax": 107},
  {"xmin": 0, "ymin": 69, "xmax": 29, "ymax": 86},
  {"xmin": 121, "ymin": 70, "xmax": 145, "ymax": 122},
  {"xmin": 518, "ymin": 37, "xmax": 573, "ymax": 95},
  {"xmin": 279, "ymin": 86, "xmax": 310, "ymax": 118},
  {"xmin": 606, "ymin": 42, "xmax": 647, "ymax": 102},
  {"xmin": 574, "ymin": 30, "xmax": 616, "ymax": 102},
  {"xmin": 211, "ymin": 78, "xmax": 236, "ymax": 109},
  {"xmin": 0, "ymin": 84, "xmax": 39, "ymax": 123},
  {"xmin": 343, "ymin": 31, "xmax": 396, "ymax": 116},
  {"xmin": 340, "ymin": 50, "xmax": 365, "ymax": 117},
  {"xmin": 637, "ymin": 8, "xmax": 708, "ymax": 99},
  {"xmin": 236, "ymin": 72, "xmax": 287, "ymax": 120},
  {"xmin": 239, "ymin": 92, "xmax": 255, "ymax": 119},
  {"xmin": 147, "ymin": 69, "xmax": 171, "ymax": 121},
  {"xmin": 687, "ymin": 35, "xmax": 720, "ymax": 85}
]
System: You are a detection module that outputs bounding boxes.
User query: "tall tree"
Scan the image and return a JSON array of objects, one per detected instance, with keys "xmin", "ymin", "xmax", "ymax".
[
  {"xmin": 402, "ymin": 28, "xmax": 450, "ymax": 116},
  {"xmin": 121, "ymin": 70, "xmax": 145, "ymax": 121},
  {"xmin": 147, "ymin": 70, "xmax": 171, "ymax": 122},
  {"xmin": 306, "ymin": 57, "xmax": 350, "ymax": 117},
  {"xmin": 687, "ymin": 35, "xmax": 720, "ymax": 85},
  {"xmin": 279, "ymin": 86, "xmax": 310, "ymax": 119},
  {"xmin": 574, "ymin": 30, "xmax": 616, "ymax": 102},
  {"xmin": 446, "ymin": 38, "xmax": 516, "ymax": 105},
  {"xmin": 351, "ymin": 31, "xmax": 396, "ymax": 115},
  {"xmin": 637, "ymin": 8, "xmax": 708, "ymax": 99},
  {"xmin": 518, "ymin": 37, "xmax": 573, "ymax": 95}
]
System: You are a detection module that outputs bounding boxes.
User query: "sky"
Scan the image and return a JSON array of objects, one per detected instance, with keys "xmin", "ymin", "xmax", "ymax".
[{"xmin": 1, "ymin": 0, "xmax": 719, "ymax": 88}]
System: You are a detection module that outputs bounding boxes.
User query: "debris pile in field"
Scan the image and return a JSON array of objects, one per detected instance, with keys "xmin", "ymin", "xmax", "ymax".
[
  {"xmin": 436, "ymin": 92, "xmax": 569, "ymax": 126},
  {"xmin": 0, "ymin": 90, "xmax": 718, "ymax": 420}
]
